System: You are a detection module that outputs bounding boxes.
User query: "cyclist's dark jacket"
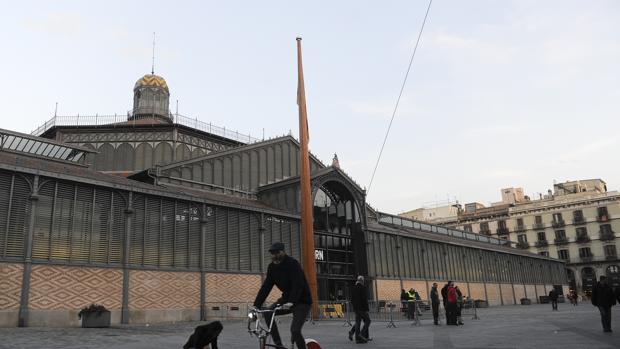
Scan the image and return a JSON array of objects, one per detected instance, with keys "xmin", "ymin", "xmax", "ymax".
[{"xmin": 253, "ymin": 255, "xmax": 313, "ymax": 307}]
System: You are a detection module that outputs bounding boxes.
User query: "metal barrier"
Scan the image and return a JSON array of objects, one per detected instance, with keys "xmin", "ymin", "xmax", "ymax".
[{"xmin": 202, "ymin": 299, "xmax": 478, "ymax": 326}]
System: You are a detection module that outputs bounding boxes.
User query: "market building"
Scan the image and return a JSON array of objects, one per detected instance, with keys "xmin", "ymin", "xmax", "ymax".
[{"xmin": 0, "ymin": 72, "xmax": 567, "ymax": 327}]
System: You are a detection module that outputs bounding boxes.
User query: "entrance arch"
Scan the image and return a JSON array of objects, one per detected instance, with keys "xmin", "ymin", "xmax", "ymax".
[
  {"xmin": 566, "ymin": 268, "xmax": 576, "ymax": 291},
  {"xmin": 312, "ymin": 179, "xmax": 365, "ymax": 301},
  {"xmin": 606, "ymin": 265, "xmax": 620, "ymax": 288},
  {"xmin": 581, "ymin": 267, "xmax": 596, "ymax": 293}
]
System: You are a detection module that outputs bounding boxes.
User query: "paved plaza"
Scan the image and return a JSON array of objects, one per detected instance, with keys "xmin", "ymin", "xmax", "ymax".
[{"xmin": 1, "ymin": 304, "xmax": 619, "ymax": 348}]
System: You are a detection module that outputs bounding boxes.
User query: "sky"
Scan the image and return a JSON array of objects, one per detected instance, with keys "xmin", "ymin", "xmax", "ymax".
[{"xmin": 1, "ymin": 0, "xmax": 619, "ymax": 214}]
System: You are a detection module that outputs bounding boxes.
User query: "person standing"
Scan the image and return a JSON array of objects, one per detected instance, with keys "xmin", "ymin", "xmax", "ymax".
[
  {"xmin": 348, "ymin": 276, "xmax": 371, "ymax": 344},
  {"xmin": 430, "ymin": 283, "xmax": 440, "ymax": 325},
  {"xmin": 400, "ymin": 289, "xmax": 408, "ymax": 317},
  {"xmin": 446, "ymin": 282, "xmax": 458, "ymax": 325},
  {"xmin": 441, "ymin": 282, "xmax": 450, "ymax": 321},
  {"xmin": 549, "ymin": 288, "xmax": 559, "ymax": 311},
  {"xmin": 253, "ymin": 242, "xmax": 312, "ymax": 349},
  {"xmin": 406, "ymin": 288, "xmax": 416, "ymax": 320},
  {"xmin": 592, "ymin": 276, "xmax": 616, "ymax": 333},
  {"xmin": 455, "ymin": 286, "xmax": 464, "ymax": 325}
]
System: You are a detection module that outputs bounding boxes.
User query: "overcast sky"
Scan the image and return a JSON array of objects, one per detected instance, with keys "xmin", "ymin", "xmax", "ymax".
[{"xmin": 1, "ymin": 1, "xmax": 619, "ymax": 213}]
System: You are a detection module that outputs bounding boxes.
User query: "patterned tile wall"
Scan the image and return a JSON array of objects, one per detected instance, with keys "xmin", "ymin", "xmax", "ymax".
[
  {"xmin": 28, "ymin": 265, "xmax": 122, "ymax": 310},
  {"xmin": 0, "ymin": 263, "xmax": 23, "ymax": 310},
  {"xmin": 205, "ymin": 273, "xmax": 262, "ymax": 303},
  {"xmin": 376, "ymin": 279, "xmax": 401, "ymax": 300},
  {"xmin": 129, "ymin": 270, "xmax": 200, "ymax": 310}
]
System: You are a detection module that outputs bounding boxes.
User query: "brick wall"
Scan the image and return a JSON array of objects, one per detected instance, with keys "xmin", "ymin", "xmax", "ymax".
[
  {"xmin": 501, "ymin": 284, "xmax": 515, "ymax": 305},
  {"xmin": 0, "ymin": 263, "xmax": 22, "ymax": 311},
  {"xmin": 205, "ymin": 273, "xmax": 262, "ymax": 303},
  {"xmin": 28, "ymin": 265, "xmax": 122, "ymax": 310},
  {"xmin": 524, "ymin": 284, "xmax": 537, "ymax": 300},
  {"xmin": 129, "ymin": 270, "xmax": 199, "ymax": 310},
  {"xmin": 535, "ymin": 285, "xmax": 546, "ymax": 302},
  {"xmin": 514, "ymin": 284, "xmax": 526, "ymax": 302},
  {"xmin": 376, "ymin": 279, "xmax": 401, "ymax": 300},
  {"xmin": 467, "ymin": 282, "xmax": 486, "ymax": 301},
  {"xmin": 485, "ymin": 283, "xmax": 501, "ymax": 306}
]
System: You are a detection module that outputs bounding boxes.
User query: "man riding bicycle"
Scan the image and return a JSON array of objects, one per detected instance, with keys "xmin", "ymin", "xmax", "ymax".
[{"xmin": 253, "ymin": 242, "xmax": 313, "ymax": 349}]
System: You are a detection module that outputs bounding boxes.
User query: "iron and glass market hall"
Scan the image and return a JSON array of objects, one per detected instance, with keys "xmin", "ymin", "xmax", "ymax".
[{"xmin": 0, "ymin": 73, "xmax": 567, "ymax": 327}]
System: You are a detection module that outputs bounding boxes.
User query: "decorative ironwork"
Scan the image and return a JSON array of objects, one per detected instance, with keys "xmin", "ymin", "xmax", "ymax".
[
  {"xmin": 535, "ymin": 240, "xmax": 549, "ymax": 248},
  {"xmin": 31, "ymin": 114, "xmax": 261, "ymax": 144}
]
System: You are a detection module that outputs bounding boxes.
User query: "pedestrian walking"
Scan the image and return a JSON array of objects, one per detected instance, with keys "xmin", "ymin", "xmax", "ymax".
[
  {"xmin": 592, "ymin": 276, "xmax": 616, "ymax": 333},
  {"xmin": 348, "ymin": 276, "xmax": 372, "ymax": 344},
  {"xmin": 549, "ymin": 288, "xmax": 559, "ymax": 311},
  {"xmin": 455, "ymin": 286, "xmax": 464, "ymax": 325},
  {"xmin": 430, "ymin": 283, "xmax": 440, "ymax": 325},
  {"xmin": 446, "ymin": 282, "xmax": 458, "ymax": 325}
]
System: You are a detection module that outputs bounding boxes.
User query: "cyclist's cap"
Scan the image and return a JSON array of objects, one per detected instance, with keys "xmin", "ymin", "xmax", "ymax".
[{"xmin": 268, "ymin": 242, "xmax": 285, "ymax": 253}]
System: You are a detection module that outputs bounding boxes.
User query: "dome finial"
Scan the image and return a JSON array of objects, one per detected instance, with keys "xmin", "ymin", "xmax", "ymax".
[{"xmin": 151, "ymin": 32, "xmax": 156, "ymax": 75}]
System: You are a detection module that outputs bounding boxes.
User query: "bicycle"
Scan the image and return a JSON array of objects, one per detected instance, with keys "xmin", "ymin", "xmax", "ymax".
[{"xmin": 248, "ymin": 305, "xmax": 321, "ymax": 349}]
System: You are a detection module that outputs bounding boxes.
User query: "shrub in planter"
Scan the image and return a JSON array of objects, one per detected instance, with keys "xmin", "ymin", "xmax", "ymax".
[
  {"xmin": 78, "ymin": 304, "xmax": 111, "ymax": 328},
  {"xmin": 520, "ymin": 298, "xmax": 531, "ymax": 305}
]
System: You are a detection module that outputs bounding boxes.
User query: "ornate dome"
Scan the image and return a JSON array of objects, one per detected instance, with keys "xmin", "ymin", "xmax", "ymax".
[{"xmin": 134, "ymin": 74, "xmax": 169, "ymax": 92}]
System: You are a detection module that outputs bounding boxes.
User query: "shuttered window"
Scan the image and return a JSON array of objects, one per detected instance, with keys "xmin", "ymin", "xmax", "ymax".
[
  {"xmin": 144, "ymin": 197, "xmax": 161, "ymax": 266},
  {"xmin": 130, "ymin": 194, "xmax": 146, "ymax": 265},
  {"xmin": 0, "ymin": 171, "xmax": 30, "ymax": 259},
  {"xmin": 160, "ymin": 199, "xmax": 175, "ymax": 267},
  {"xmin": 188, "ymin": 204, "xmax": 201, "ymax": 269}
]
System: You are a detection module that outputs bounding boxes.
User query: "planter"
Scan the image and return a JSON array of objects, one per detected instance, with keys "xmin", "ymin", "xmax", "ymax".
[
  {"xmin": 474, "ymin": 300, "xmax": 489, "ymax": 308},
  {"xmin": 520, "ymin": 298, "xmax": 531, "ymax": 305},
  {"xmin": 81, "ymin": 310, "xmax": 111, "ymax": 328}
]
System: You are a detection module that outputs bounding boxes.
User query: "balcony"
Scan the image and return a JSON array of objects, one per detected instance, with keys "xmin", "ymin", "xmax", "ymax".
[
  {"xmin": 554, "ymin": 236, "xmax": 569, "ymax": 245},
  {"xmin": 551, "ymin": 220, "xmax": 565, "ymax": 228},
  {"xmin": 576, "ymin": 235, "xmax": 591, "ymax": 244},
  {"xmin": 606, "ymin": 255, "xmax": 618, "ymax": 261},
  {"xmin": 535, "ymin": 240, "xmax": 549, "ymax": 248},
  {"xmin": 532, "ymin": 222, "xmax": 545, "ymax": 230},
  {"xmin": 496, "ymin": 227, "xmax": 510, "ymax": 236},
  {"xmin": 600, "ymin": 231, "xmax": 616, "ymax": 241},
  {"xmin": 516, "ymin": 241, "xmax": 530, "ymax": 249},
  {"xmin": 572, "ymin": 217, "xmax": 587, "ymax": 225},
  {"xmin": 514, "ymin": 224, "xmax": 527, "ymax": 233},
  {"xmin": 580, "ymin": 256, "xmax": 593, "ymax": 262},
  {"xmin": 479, "ymin": 229, "xmax": 491, "ymax": 235},
  {"xmin": 597, "ymin": 215, "xmax": 609, "ymax": 223}
]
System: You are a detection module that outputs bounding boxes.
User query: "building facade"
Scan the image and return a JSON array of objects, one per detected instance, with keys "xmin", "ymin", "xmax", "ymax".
[
  {"xmin": 0, "ymin": 73, "xmax": 567, "ymax": 327},
  {"xmin": 444, "ymin": 180, "xmax": 620, "ymax": 294}
]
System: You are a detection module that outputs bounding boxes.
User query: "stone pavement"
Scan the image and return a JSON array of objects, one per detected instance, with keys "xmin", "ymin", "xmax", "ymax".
[{"xmin": 1, "ymin": 304, "xmax": 619, "ymax": 348}]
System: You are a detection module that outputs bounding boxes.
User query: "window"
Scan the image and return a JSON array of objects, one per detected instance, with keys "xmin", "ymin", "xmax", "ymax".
[
  {"xmin": 539, "ymin": 251, "xmax": 549, "ymax": 257},
  {"xmin": 573, "ymin": 210, "xmax": 584, "ymax": 221},
  {"xmin": 601, "ymin": 224, "xmax": 612, "ymax": 234},
  {"xmin": 604, "ymin": 245, "xmax": 617, "ymax": 258},
  {"xmin": 555, "ymin": 230, "xmax": 566, "ymax": 239},
  {"xmin": 576, "ymin": 227, "xmax": 588, "ymax": 238},
  {"xmin": 480, "ymin": 222, "xmax": 489, "ymax": 234},
  {"xmin": 537, "ymin": 232, "xmax": 547, "ymax": 241},
  {"xmin": 463, "ymin": 224, "xmax": 472, "ymax": 232},
  {"xmin": 598, "ymin": 207, "xmax": 609, "ymax": 220},
  {"xmin": 535, "ymin": 215, "xmax": 543, "ymax": 224},
  {"xmin": 518, "ymin": 234, "xmax": 528, "ymax": 243},
  {"xmin": 557, "ymin": 249, "xmax": 570, "ymax": 260},
  {"xmin": 579, "ymin": 247, "xmax": 593, "ymax": 258},
  {"xmin": 552, "ymin": 213, "xmax": 563, "ymax": 222},
  {"xmin": 498, "ymin": 220, "xmax": 507, "ymax": 229}
]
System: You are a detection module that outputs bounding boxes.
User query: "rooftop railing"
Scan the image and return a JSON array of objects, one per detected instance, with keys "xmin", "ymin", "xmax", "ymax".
[
  {"xmin": 31, "ymin": 113, "xmax": 262, "ymax": 144},
  {"xmin": 377, "ymin": 212, "xmax": 510, "ymax": 246}
]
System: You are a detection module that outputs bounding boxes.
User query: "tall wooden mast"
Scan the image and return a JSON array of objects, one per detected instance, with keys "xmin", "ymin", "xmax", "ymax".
[{"xmin": 296, "ymin": 37, "xmax": 318, "ymax": 317}]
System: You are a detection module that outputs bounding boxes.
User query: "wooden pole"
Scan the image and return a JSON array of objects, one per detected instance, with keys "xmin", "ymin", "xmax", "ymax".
[{"xmin": 296, "ymin": 37, "xmax": 319, "ymax": 318}]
